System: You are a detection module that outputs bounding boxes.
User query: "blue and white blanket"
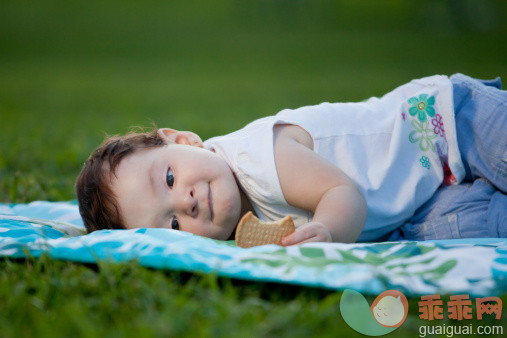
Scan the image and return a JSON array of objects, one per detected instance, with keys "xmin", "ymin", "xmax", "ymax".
[{"xmin": 1, "ymin": 201, "xmax": 506, "ymax": 297}]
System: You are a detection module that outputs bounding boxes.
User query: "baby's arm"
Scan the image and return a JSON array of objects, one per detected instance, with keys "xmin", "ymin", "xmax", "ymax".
[{"xmin": 272, "ymin": 124, "xmax": 367, "ymax": 244}]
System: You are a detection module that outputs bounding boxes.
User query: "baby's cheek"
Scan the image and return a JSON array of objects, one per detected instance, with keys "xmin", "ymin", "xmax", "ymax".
[
  {"xmin": 221, "ymin": 194, "xmax": 236, "ymax": 211},
  {"xmin": 222, "ymin": 193, "xmax": 242, "ymax": 220},
  {"xmin": 210, "ymin": 223, "xmax": 233, "ymax": 241}
]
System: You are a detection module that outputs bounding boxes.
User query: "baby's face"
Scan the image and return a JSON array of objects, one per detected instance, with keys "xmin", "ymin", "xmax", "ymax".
[{"xmin": 109, "ymin": 143, "xmax": 242, "ymax": 240}]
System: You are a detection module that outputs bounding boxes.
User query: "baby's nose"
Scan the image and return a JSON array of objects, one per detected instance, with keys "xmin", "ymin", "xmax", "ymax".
[{"xmin": 179, "ymin": 188, "xmax": 198, "ymax": 217}]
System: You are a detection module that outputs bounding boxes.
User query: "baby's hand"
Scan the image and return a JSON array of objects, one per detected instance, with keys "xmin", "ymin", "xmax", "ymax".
[{"xmin": 281, "ymin": 222, "xmax": 331, "ymax": 246}]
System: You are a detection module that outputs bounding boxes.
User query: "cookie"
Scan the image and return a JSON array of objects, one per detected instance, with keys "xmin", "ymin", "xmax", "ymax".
[{"xmin": 235, "ymin": 211, "xmax": 295, "ymax": 248}]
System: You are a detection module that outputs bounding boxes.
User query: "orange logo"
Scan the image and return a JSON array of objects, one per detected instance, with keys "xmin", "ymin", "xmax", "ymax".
[{"xmin": 371, "ymin": 290, "xmax": 409, "ymax": 327}]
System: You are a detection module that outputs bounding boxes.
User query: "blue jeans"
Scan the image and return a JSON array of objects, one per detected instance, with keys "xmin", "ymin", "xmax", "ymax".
[
  {"xmin": 397, "ymin": 179, "xmax": 506, "ymax": 240},
  {"xmin": 452, "ymin": 73, "xmax": 507, "ymax": 193},
  {"xmin": 391, "ymin": 74, "xmax": 507, "ymax": 241}
]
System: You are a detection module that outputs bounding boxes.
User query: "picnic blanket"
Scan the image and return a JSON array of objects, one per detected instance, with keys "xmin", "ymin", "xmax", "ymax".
[{"xmin": 1, "ymin": 201, "xmax": 506, "ymax": 297}]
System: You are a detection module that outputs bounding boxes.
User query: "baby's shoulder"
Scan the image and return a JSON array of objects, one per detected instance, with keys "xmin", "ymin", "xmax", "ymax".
[{"xmin": 273, "ymin": 124, "xmax": 314, "ymax": 150}]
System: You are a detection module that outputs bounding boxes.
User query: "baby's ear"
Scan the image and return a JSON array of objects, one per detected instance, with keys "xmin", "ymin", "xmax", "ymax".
[{"xmin": 157, "ymin": 128, "xmax": 203, "ymax": 148}]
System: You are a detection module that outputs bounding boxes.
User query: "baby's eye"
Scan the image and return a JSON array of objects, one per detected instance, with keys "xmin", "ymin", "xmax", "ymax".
[
  {"xmin": 171, "ymin": 217, "xmax": 180, "ymax": 230},
  {"xmin": 166, "ymin": 168, "xmax": 175, "ymax": 188}
]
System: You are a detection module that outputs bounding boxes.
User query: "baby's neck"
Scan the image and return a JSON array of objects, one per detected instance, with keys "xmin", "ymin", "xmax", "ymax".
[
  {"xmin": 232, "ymin": 173, "xmax": 255, "ymax": 219},
  {"xmin": 228, "ymin": 177, "xmax": 256, "ymax": 241},
  {"xmin": 239, "ymin": 187, "xmax": 255, "ymax": 218}
]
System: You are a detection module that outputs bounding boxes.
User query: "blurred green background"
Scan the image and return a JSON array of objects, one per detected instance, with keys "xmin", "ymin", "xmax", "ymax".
[
  {"xmin": 1, "ymin": 0, "xmax": 506, "ymax": 202},
  {"xmin": 0, "ymin": 2, "xmax": 506, "ymax": 336}
]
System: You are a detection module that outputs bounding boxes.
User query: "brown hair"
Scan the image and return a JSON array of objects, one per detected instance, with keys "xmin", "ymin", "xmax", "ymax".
[{"xmin": 75, "ymin": 128, "xmax": 165, "ymax": 233}]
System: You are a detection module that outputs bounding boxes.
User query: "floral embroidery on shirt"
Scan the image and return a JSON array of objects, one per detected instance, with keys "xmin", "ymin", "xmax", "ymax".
[
  {"xmin": 432, "ymin": 114, "xmax": 445, "ymax": 137},
  {"xmin": 405, "ymin": 93, "xmax": 456, "ymax": 181},
  {"xmin": 408, "ymin": 94, "xmax": 436, "ymax": 123},
  {"xmin": 409, "ymin": 119, "xmax": 437, "ymax": 152},
  {"xmin": 419, "ymin": 156, "xmax": 431, "ymax": 169}
]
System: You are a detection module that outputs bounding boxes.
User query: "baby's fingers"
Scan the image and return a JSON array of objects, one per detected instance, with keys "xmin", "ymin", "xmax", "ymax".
[
  {"xmin": 281, "ymin": 233, "xmax": 308, "ymax": 246},
  {"xmin": 281, "ymin": 222, "xmax": 332, "ymax": 246},
  {"xmin": 281, "ymin": 224, "xmax": 317, "ymax": 246}
]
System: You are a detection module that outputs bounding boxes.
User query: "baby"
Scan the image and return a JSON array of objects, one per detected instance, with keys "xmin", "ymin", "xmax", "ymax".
[{"xmin": 76, "ymin": 73, "xmax": 506, "ymax": 245}]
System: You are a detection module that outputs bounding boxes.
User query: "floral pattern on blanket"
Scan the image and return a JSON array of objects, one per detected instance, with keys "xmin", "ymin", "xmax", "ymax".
[{"xmin": 1, "ymin": 201, "xmax": 506, "ymax": 297}]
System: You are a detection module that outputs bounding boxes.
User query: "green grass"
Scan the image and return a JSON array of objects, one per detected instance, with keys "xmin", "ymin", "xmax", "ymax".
[
  {"xmin": 0, "ymin": 255, "xmax": 366, "ymax": 337},
  {"xmin": 1, "ymin": 0, "xmax": 506, "ymax": 336},
  {"xmin": 1, "ymin": 255, "xmax": 505, "ymax": 337}
]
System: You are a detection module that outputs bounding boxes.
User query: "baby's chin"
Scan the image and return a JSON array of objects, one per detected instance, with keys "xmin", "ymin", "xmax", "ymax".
[
  {"xmin": 213, "ymin": 214, "xmax": 240, "ymax": 241},
  {"xmin": 212, "ymin": 194, "xmax": 242, "ymax": 240}
]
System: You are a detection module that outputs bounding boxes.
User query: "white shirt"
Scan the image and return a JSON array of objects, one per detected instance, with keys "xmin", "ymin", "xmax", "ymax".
[{"xmin": 204, "ymin": 75, "xmax": 464, "ymax": 241}]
